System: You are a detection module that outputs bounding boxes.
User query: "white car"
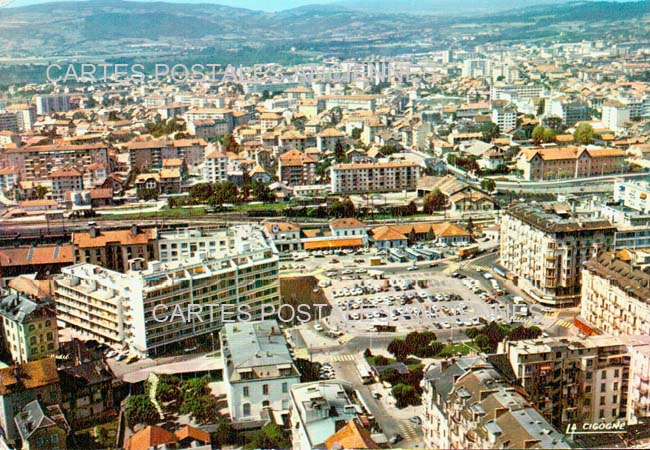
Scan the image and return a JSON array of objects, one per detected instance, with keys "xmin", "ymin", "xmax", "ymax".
[
  {"xmin": 442, "ymin": 322, "xmax": 451, "ymax": 329},
  {"xmin": 314, "ymin": 324, "xmax": 324, "ymax": 331}
]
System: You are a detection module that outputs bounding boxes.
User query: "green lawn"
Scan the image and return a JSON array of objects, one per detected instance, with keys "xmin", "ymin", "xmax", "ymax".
[
  {"xmin": 437, "ymin": 342, "xmax": 476, "ymax": 358},
  {"xmin": 98, "ymin": 206, "xmax": 207, "ymax": 220},
  {"xmin": 74, "ymin": 418, "xmax": 119, "ymax": 449}
]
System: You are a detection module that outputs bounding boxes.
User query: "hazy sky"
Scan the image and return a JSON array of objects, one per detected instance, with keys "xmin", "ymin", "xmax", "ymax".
[
  {"xmin": 5, "ymin": 0, "xmax": 641, "ymax": 11},
  {"xmin": 7, "ymin": 0, "xmax": 326, "ymax": 9}
]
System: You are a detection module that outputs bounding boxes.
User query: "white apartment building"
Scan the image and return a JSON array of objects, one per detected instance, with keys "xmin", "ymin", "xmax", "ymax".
[
  {"xmin": 203, "ymin": 148, "xmax": 229, "ymax": 183},
  {"xmin": 502, "ymin": 335, "xmax": 650, "ymax": 428},
  {"xmin": 319, "ymin": 95, "xmax": 377, "ymax": 112},
  {"xmin": 290, "ymin": 380, "xmax": 359, "ymax": 450},
  {"xmin": 490, "ymin": 104, "xmax": 517, "ymax": 131},
  {"xmin": 34, "ymin": 94, "xmax": 70, "ymax": 115},
  {"xmin": 629, "ymin": 345, "xmax": 650, "ymax": 425},
  {"xmin": 220, "ymin": 320, "xmax": 300, "ymax": 427},
  {"xmin": 545, "ymin": 97, "xmax": 590, "ymax": 126},
  {"xmin": 54, "ymin": 225, "xmax": 280, "ymax": 356},
  {"xmin": 500, "ymin": 202, "xmax": 615, "ymax": 306},
  {"xmin": 462, "ymin": 59, "xmax": 491, "ymax": 78},
  {"xmin": 184, "ymin": 108, "xmax": 234, "ymax": 133},
  {"xmin": 8, "ymin": 104, "xmax": 36, "ymax": 131},
  {"xmin": 157, "ymin": 227, "xmax": 262, "ymax": 262},
  {"xmin": 613, "ymin": 177, "xmax": 650, "ymax": 213},
  {"xmin": 602, "ymin": 100, "xmax": 630, "ymax": 133},
  {"xmin": 263, "ymin": 222, "xmax": 303, "ymax": 253},
  {"xmin": 330, "ymin": 161, "xmax": 419, "ymax": 194},
  {"xmin": 582, "ymin": 250, "xmax": 650, "ymax": 337},
  {"xmin": 490, "ymin": 83, "xmax": 544, "ymax": 101}
]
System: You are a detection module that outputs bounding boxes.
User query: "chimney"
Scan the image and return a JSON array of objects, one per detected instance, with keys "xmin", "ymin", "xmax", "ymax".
[
  {"xmin": 131, "ymin": 224, "xmax": 139, "ymax": 236},
  {"xmin": 89, "ymin": 224, "xmax": 99, "ymax": 238},
  {"xmin": 495, "ymin": 407, "xmax": 509, "ymax": 419}
]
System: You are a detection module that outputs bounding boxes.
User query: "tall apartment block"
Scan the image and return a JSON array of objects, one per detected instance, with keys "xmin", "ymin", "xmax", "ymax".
[
  {"xmin": 581, "ymin": 250, "xmax": 650, "ymax": 337},
  {"xmin": 54, "ymin": 225, "xmax": 280, "ymax": 356},
  {"xmin": 501, "ymin": 335, "xmax": 650, "ymax": 428},
  {"xmin": 500, "ymin": 202, "xmax": 615, "ymax": 306},
  {"xmin": 330, "ymin": 161, "xmax": 419, "ymax": 194}
]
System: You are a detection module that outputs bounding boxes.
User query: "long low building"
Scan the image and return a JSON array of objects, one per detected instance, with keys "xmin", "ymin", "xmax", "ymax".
[
  {"xmin": 330, "ymin": 161, "xmax": 420, "ymax": 194},
  {"xmin": 54, "ymin": 225, "xmax": 280, "ymax": 356},
  {"xmin": 517, "ymin": 146, "xmax": 627, "ymax": 181}
]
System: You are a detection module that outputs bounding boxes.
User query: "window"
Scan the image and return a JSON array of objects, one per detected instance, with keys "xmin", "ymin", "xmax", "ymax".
[
  {"xmin": 601, "ymin": 370, "xmax": 607, "ymax": 379},
  {"xmin": 613, "ymin": 382, "xmax": 619, "ymax": 390},
  {"xmin": 282, "ymin": 382, "xmax": 288, "ymax": 393},
  {"xmin": 600, "ymin": 397, "xmax": 605, "ymax": 406},
  {"xmin": 612, "ymin": 408, "xmax": 618, "ymax": 417},
  {"xmin": 51, "ymin": 434, "xmax": 59, "ymax": 444},
  {"xmin": 601, "ymin": 383, "xmax": 606, "ymax": 392},
  {"xmin": 263, "ymin": 384, "xmax": 269, "ymax": 395},
  {"xmin": 262, "ymin": 400, "xmax": 270, "ymax": 408},
  {"xmin": 585, "ymin": 386, "xmax": 592, "ymax": 393},
  {"xmin": 613, "ymin": 395, "xmax": 618, "ymax": 404},
  {"xmin": 243, "ymin": 403, "xmax": 251, "ymax": 416},
  {"xmin": 599, "ymin": 409, "xmax": 605, "ymax": 419},
  {"xmin": 243, "ymin": 387, "xmax": 249, "ymax": 397},
  {"xmin": 614, "ymin": 369, "xmax": 619, "ymax": 377},
  {"xmin": 586, "ymin": 372, "xmax": 592, "ymax": 380}
]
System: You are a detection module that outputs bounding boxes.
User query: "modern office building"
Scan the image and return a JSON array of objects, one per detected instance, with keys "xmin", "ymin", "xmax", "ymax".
[
  {"xmin": 500, "ymin": 202, "xmax": 615, "ymax": 305},
  {"xmin": 221, "ymin": 320, "xmax": 300, "ymax": 427},
  {"xmin": 56, "ymin": 225, "xmax": 280, "ymax": 356}
]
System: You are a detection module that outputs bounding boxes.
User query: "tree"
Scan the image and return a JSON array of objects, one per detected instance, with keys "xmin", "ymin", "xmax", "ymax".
[
  {"xmin": 423, "ymin": 189, "xmax": 447, "ymax": 214},
  {"xmin": 406, "ymin": 201, "xmax": 418, "ymax": 216},
  {"xmin": 387, "ymin": 338, "xmax": 409, "ymax": 361},
  {"xmin": 137, "ymin": 188, "xmax": 158, "ymax": 201},
  {"xmin": 480, "ymin": 121, "xmax": 500, "ymax": 142},
  {"xmin": 542, "ymin": 127, "xmax": 557, "ymax": 143},
  {"xmin": 295, "ymin": 358, "xmax": 322, "ymax": 382},
  {"xmin": 574, "ymin": 123, "xmax": 596, "ymax": 145},
  {"xmin": 351, "ymin": 127, "xmax": 362, "ymax": 139},
  {"xmin": 532, "ymin": 125, "xmax": 546, "ymax": 145},
  {"xmin": 334, "ymin": 140, "xmax": 346, "ymax": 163},
  {"xmin": 245, "ymin": 423, "xmax": 291, "ymax": 450},
  {"xmin": 363, "ymin": 348, "xmax": 373, "ymax": 358},
  {"xmin": 481, "ymin": 179, "xmax": 496, "ymax": 192},
  {"xmin": 189, "ymin": 183, "xmax": 213, "ymax": 202},
  {"xmin": 33, "ymin": 185, "xmax": 49, "ymax": 200},
  {"xmin": 392, "ymin": 383, "xmax": 420, "ymax": 408},
  {"xmin": 211, "ymin": 181, "xmax": 239, "ymax": 206},
  {"xmin": 212, "ymin": 420, "xmax": 235, "ymax": 446},
  {"xmin": 251, "ymin": 180, "xmax": 273, "ymax": 202},
  {"xmin": 125, "ymin": 395, "xmax": 159, "ymax": 428}
]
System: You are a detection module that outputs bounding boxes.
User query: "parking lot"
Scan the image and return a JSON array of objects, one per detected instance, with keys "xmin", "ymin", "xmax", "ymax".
[{"xmin": 323, "ymin": 271, "xmax": 512, "ymax": 334}]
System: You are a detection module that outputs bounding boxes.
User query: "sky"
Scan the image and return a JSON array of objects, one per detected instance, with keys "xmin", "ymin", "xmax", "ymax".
[
  {"xmin": 4, "ymin": 0, "xmax": 643, "ymax": 11},
  {"xmin": 6, "ymin": 0, "xmax": 323, "ymax": 9}
]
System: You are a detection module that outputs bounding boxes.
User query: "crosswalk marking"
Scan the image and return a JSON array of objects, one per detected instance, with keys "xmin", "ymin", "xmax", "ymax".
[
  {"xmin": 332, "ymin": 353, "xmax": 355, "ymax": 362},
  {"xmin": 554, "ymin": 319, "xmax": 573, "ymax": 328},
  {"xmin": 463, "ymin": 264, "xmax": 491, "ymax": 272},
  {"xmin": 338, "ymin": 334, "xmax": 354, "ymax": 344},
  {"xmin": 398, "ymin": 422, "xmax": 418, "ymax": 440},
  {"xmin": 443, "ymin": 263, "xmax": 459, "ymax": 274}
]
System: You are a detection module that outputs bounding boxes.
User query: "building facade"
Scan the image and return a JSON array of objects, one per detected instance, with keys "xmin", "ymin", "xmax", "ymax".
[
  {"xmin": 502, "ymin": 335, "xmax": 650, "ymax": 428},
  {"xmin": 500, "ymin": 202, "xmax": 615, "ymax": 306},
  {"xmin": 0, "ymin": 290, "xmax": 59, "ymax": 364},
  {"xmin": 330, "ymin": 161, "xmax": 419, "ymax": 194},
  {"xmin": 221, "ymin": 320, "xmax": 300, "ymax": 426},
  {"xmin": 581, "ymin": 250, "xmax": 650, "ymax": 337},
  {"xmin": 56, "ymin": 225, "xmax": 280, "ymax": 356}
]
